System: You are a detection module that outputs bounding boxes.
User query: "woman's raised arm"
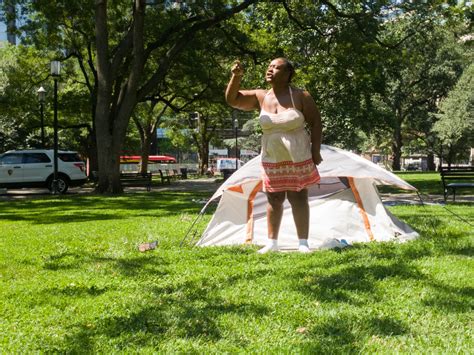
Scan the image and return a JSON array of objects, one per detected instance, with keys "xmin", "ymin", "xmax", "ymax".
[{"xmin": 225, "ymin": 61, "xmax": 261, "ymax": 111}]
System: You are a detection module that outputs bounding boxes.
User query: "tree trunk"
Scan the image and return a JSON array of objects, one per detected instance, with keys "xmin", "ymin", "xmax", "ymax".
[
  {"xmin": 427, "ymin": 152, "xmax": 436, "ymax": 171},
  {"xmin": 391, "ymin": 125, "xmax": 403, "ymax": 171},
  {"xmin": 94, "ymin": 0, "xmax": 145, "ymax": 193},
  {"xmin": 150, "ymin": 130, "xmax": 158, "ymax": 155},
  {"xmin": 199, "ymin": 147, "xmax": 209, "ymax": 175},
  {"xmin": 140, "ymin": 134, "xmax": 151, "ymax": 175},
  {"xmin": 86, "ymin": 98, "xmax": 99, "ymax": 177},
  {"xmin": 87, "ymin": 128, "xmax": 99, "ymax": 176},
  {"xmin": 95, "ymin": 106, "xmax": 129, "ymax": 193},
  {"xmin": 446, "ymin": 144, "xmax": 454, "ymax": 168}
]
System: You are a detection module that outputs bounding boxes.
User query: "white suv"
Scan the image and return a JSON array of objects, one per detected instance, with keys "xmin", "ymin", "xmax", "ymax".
[{"xmin": 0, "ymin": 149, "xmax": 87, "ymax": 193}]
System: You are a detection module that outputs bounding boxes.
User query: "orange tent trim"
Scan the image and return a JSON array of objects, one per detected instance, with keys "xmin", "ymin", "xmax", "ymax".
[
  {"xmin": 245, "ymin": 181, "xmax": 263, "ymax": 244},
  {"xmin": 348, "ymin": 177, "xmax": 375, "ymax": 241}
]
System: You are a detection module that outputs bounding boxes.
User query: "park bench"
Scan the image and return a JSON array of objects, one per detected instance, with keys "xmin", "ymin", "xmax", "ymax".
[
  {"xmin": 166, "ymin": 169, "xmax": 180, "ymax": 181},
  {"xmin": 187, "ymin": 169, "xmax": 199, "ymax": 178},
  {"xmin": 158, "ymin": 169, "xmax": 172, "ymax": 184},
  {"xmin": 440, "ymin": 166, "xmax": 474, "ymax": 201},
  {"xmin": 120, "ymin": 172, "xmax": 152, "ymax": 191}
]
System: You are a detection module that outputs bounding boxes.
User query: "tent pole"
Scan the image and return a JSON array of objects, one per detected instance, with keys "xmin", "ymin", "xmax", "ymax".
[{"xmin": 180, "ymin": 212, "xmax": 204, "ymax": 247}]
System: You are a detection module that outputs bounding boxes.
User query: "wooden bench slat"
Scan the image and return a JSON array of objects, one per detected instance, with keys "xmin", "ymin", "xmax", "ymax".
[{"xmin": 120, "ymin": 172, "xmax": 152, "ymax": 191}]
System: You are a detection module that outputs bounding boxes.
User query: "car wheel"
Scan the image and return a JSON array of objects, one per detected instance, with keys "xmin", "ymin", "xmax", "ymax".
[{"xmin": 48, "ymin": 176, "xmax": 69, "ymax": 194}]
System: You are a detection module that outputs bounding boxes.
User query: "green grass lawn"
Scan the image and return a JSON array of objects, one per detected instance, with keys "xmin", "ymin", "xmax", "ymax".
[
  {"xmin": 1, "ymin": 183, "xmax": 473, "ymax": 352},
  {"xmin": 378, "ymin": 172, "xmax": 443, "ymax": 195}
]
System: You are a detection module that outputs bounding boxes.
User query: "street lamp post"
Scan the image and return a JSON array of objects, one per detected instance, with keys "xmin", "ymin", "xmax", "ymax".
[
  {"xmin": 232, "ymin": 110, "xmax": 239, "ymax": 171},
  {"xmin": 51, "ymin": 61, "xmax": 61, "ymax": 194},
  {"xmin": 191, "ymin": 111, "xmax": 200, "ymax": 172},
  {"xmin": 37, "ymin": 86, "xmax": 46, "ymax": 148}
]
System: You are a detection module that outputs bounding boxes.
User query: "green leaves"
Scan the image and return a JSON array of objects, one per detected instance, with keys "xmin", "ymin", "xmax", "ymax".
[{"xmin": 433, "ymin": 63, "xmax": 474, "ymax": 162}]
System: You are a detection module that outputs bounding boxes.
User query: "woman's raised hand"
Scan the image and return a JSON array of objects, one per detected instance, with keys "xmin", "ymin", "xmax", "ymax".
[{"xmin": 231, "ymin": 60, "xmax": 244, "ymax": 77}]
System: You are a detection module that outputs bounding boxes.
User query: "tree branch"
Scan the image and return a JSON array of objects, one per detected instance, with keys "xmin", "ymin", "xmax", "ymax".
[
  {"xmin": 110, "ymin": 29, "xmax": 134, "ymax": 79},
  {"xmin": 137, "ymin": 0, "xmax": 258, "ymax": 100},
  {"xmin": 281, "ymin": 1, "xmax": 331, "ymax": 37},
  {"xmin": 320, "ymin": 0, "xmax": 426, "ymax": 49},
  {"xmin": 216, "ymin": 25, "xmax": 261, "ymax": 64}
]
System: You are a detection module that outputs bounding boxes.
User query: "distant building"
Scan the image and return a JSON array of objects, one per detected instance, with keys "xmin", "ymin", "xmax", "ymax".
[{"xmin": 0, "ymin": 0, "xmax": 17, "ymax": 45}]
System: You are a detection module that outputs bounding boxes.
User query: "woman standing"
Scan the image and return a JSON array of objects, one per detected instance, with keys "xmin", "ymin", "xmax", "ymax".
[{"xmin": 225, "ymin": 58, "xmax": 323, "ymax": 253}]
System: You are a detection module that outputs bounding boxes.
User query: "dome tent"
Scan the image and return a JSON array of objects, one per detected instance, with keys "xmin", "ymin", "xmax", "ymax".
[{"xmin": 195, "ymin": 145, "xmax": 419, "ymax": 251}]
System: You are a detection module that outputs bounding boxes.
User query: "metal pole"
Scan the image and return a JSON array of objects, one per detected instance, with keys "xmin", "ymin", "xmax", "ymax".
[
  {"xmin": 40, "ymin": 102, "xmax": 45, "ymax": 148},
  {"xmin": 235, "ymin": 123, "xmax": 238, "ymax": 170},
  {"xmin": 232, "ymin": 110, "xmax": 238, "ymax": 171},
  {"xmin": 53, "ymin": 77, "xmax": 58, "ymax": 194}
]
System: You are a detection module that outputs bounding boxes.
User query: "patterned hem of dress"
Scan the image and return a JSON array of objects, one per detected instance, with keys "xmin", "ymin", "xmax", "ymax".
[
  {"xmin": 262, "ymin": 158, "xmax": 320, "ymax": 192},
  {"xmin": 263, "ymin": 173, "xmax": 321, "ymax": 193},
  {"xmin": 261, "ymin": 159, "xmax": 316, "ymax": 168}
]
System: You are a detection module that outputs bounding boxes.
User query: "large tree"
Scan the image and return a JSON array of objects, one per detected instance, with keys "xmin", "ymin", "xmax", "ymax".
[
  {"xmin": 18, "ymin": 0, "xmax": 257, "ymax": 193},
  {"xmin": 94, "ymin": 0, "xmax": 260, "ymax": 192},
  {"xmin": 237, "ymin": 2, "xmax": 470, "ymax": 164}
]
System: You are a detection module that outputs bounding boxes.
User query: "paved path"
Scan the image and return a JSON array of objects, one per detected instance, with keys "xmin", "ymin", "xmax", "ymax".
[
  {"xmin": 1, "ymin": 178, "xmax": 472, "ymax": 204},
  {"xmin": 380, "ymin": 192, "xmax": 474, "ymax": 205},
  {"xmin": 0, "ymin": 178, "xmax": 220, "ymax": 200}
]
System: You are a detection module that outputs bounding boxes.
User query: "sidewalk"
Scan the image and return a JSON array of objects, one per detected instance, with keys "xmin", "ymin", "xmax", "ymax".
[
  {"xmin": 1, "ymin": 178, "xmax": 472, "ymax": 204},
  {"xmin": 380, "ymin": 192, "xmax": 474, "ymax": 205},
  {"xmin": 0, "ymin": 178, "xmax": 220, "ymax": 200}
]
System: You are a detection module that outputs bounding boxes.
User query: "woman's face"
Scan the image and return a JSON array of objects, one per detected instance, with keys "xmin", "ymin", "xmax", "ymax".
[{"xmin": 265, "ymin": 59, "xmax": 290, "ymax": 84}]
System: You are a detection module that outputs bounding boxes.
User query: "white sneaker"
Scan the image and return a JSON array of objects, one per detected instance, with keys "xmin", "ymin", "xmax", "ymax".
[
  {"xmin": 298, "ymin": 244, "xmax": 311, "ymax": 253},
  {"xmin": 257, "ymin": 243, "xmax": 278, "ymax": 254},
  {"xmin": 298, "ymin": 239, "xmax": 311, "ymax": 253}
]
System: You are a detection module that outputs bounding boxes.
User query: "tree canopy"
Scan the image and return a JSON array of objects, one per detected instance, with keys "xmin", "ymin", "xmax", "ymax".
[
  {"xmin": 1, "ymin": 0, "xmax": 472, "ymax": 192},
  {"xmin": 433, "ymin": 63, "xmax": 474, "ymax": 165}
]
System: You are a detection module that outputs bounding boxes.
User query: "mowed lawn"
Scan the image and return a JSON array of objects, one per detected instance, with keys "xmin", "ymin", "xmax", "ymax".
[{"xmin": 1, "ymin": 174, "xmax": 473, "ymax": 353}]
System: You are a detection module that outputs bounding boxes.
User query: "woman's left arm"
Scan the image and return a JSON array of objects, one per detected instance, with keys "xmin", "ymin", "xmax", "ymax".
[{"xmin": 302, "ymin": 91, "xmax": 323, "ymax": 165}]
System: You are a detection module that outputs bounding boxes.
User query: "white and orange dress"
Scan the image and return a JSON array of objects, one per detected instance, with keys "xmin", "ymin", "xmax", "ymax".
[{"xmin": 259, "ymin": 87, "xmax": 320, "ymax": 192}]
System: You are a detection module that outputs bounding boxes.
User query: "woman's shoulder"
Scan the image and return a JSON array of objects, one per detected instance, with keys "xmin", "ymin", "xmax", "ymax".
[
  {"xmin": 291, "ymin": 86, "xmax": 310, "ymax": 96},
  {"xmin": 254, "ymin": 89, "xmax": 269, "ymax": 97},
  {"xmin": 254, "ymin": 89, "xmax": 270, "ymax": 104},
  {"xmin": 292, "ymin": 87, "xmax": 317, "ymax": 102}
]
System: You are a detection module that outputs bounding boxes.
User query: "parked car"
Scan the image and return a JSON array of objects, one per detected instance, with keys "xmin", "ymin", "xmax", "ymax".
[
  {"xmin": 404, "ymin": 163, "xmax": 421, "ymax": 171},
  {"xmin": 0, "ymin": 149, "xmax": 87, "ymax": 193}
]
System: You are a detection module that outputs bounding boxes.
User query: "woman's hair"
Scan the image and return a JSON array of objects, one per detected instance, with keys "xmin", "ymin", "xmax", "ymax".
[{"xmin": 274, "ymin": 57, "xmax": 295, "ymax": 83}]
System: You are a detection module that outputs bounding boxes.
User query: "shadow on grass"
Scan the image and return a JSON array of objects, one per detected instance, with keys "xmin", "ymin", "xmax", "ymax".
[
  {"xmin": 46, "ymin": 284, "xmax": 110, "ymax": 297},
  {"xmin": 296, "ymin": 261, "xmax": 425, "ymax": 304},
  {"xmin": 42, "ymin": 251, "xmax": 170, "ymax": 278},
  {"xmin": 0, "ymin": 191, "xmax": 212, "ymax": 225},
  {"xmin": 300, "ymin": 313, "xmax": 409, "ymax": 353},
  {"xmin": 283, "ymin": 205, "xmax": 473, "ymax": 350},
  {"xmin": 286, "ymin": 233, "xmax": 472, "ymax": 351},
  {"xmin": 61, "ymin": 273, "xmax": 270, "ymax": 352},
  {"xmin": 422, "ymin": 284, "xmax": 474, "ymax": 313}
]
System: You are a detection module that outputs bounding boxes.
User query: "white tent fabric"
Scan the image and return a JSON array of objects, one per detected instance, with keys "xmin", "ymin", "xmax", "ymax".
[{"xmin": 196, "ymin": 145, "xmax": 419, "ymax": 251}]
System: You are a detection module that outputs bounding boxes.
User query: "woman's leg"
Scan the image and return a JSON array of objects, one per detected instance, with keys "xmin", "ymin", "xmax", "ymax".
[
  {"xmin": 267, "ymin": 191, "xmax": 286, "ymax": 239},
  {"xmin": 287, "ymin": 189, "xmax": 311, "ymax": 252},
  {"xmin": 258, "ymin": 191, "xmax": 286, "ymax": 253}
]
